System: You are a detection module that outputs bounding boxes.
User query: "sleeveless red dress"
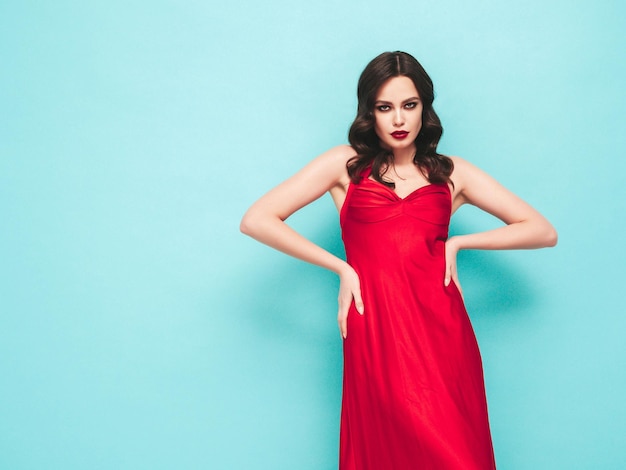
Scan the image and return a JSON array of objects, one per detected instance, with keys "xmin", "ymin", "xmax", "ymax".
[{"xmin": 339, "ymin": 170, "xmax": 496, "ymax": 469}]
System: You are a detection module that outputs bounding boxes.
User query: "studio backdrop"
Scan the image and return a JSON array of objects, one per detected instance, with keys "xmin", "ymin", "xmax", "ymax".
[{"xmin": 1, "ymin": 1, "xmax": 624, "ymax": 469}]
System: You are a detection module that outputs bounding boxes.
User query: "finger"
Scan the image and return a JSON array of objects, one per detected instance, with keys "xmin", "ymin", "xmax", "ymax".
[
  {"xmin": 444, "ymin": 264, "xmax": 451, "ymax": 286},
  {"xmin": 337, "ymin": 301, "xmax": 348, "ymax": 339},
  {"xmin": 353, "ymin": 288, "xmax": 364, "ymax": 315},
  {"xmin": 338, "ymin": 314, "xmax": 347, "ymax": 339}
]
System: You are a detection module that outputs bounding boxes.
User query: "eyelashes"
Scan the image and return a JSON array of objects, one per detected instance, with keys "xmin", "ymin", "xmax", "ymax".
[{"xmin": 375, "ymin": 101, "xmax": 420, "ymax": 112}]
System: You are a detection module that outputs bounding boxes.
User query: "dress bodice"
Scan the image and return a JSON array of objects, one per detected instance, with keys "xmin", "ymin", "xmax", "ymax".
[{"xmin": 340, "ymin": 174, "xmax": 451, "ymax": 273}]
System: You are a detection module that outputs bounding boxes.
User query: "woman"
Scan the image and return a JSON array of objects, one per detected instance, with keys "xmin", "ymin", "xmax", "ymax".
[{"xmin": 240, "ymin": 51, "xmax": 557, "ymax": 469}]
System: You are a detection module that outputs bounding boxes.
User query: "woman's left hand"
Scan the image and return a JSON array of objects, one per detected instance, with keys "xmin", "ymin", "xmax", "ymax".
[{"xmin": 444, "ymin": 237, "xmax": 463, "ymax": 299}]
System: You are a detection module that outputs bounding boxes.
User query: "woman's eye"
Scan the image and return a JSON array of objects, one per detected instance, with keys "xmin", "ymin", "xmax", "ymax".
[
  {"xmin": 376, "ymin": 105, "xmax": 391, "ymax": 112},
  {"xmin": 405, "ymin": 102, "xmax": 418, "ymax": 109}
]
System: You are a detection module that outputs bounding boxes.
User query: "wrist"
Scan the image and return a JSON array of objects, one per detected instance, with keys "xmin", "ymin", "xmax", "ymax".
[
  {"xmin": 335, "ymin": 261, "xmax": 353, "ymax": 277},
  {"xmin": 447, "ymin": 235, "xmax": 463, "ymax": 252}
]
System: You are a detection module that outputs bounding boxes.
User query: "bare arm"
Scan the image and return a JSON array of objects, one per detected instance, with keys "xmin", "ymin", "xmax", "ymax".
[
  {"xmin": 240, "ymin": 145, "xmax": 351, "ymax": 272},
  {"xmin": 445, "ymin": 156, "xmax": 558, "ymax": 289},
  {"xmin": 240, "ymin": 145, "xmax": 363, "ymax": 338}
]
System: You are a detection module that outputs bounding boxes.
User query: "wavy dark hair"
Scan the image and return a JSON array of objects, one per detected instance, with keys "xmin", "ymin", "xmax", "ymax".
[{"xmin": 347, "ymin": 51, "xmax": 453, "ymax": 186}]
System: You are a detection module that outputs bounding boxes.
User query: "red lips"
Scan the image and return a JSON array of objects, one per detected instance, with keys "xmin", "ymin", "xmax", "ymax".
[{"xmin": 391, "ymin": 131, "xmax": 409, "ymax": 140}]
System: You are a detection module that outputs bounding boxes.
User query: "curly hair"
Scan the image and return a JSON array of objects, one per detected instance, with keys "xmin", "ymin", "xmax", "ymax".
[{"xmin": 347, "ymin": 51, "xmax": 453, "ymax": 186}]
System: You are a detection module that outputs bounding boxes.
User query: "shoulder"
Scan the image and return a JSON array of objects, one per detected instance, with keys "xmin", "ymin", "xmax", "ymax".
[
  {"xmin": 448, "ymin": 155, "xmax": 525, "ymax": 214},
  {"xmin": 447, "ymin": 155, "xmax": 500, "ymax": 209},
  {"xmin": 320, "ymin": 144, "xmax": 357, "ymax": 165},
  {"xmin": 449, "ymin": 155, "xmax": 473, "ymax": 174},
  {"xmin": 310, "ymin": 144, "xmax": 355, "ymax": 186},
  {"xmin": 448, "ymin": 155, "xmax": 490, "ymax": 188}
]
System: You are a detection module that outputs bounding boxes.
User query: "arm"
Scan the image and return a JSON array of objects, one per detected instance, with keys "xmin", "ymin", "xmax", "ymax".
[
  {"xmin": 240, "ymin": 145, "xmax": 364, "ymax": 338},
  {"xmin": 444, "ymin": 156, "xmax": 558, "ymax": 288}
]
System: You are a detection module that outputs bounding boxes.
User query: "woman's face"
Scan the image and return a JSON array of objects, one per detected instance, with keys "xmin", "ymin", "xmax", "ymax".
[{"xmin": 373, "ymin": 76, "xmax": 423, "ymax": 153}]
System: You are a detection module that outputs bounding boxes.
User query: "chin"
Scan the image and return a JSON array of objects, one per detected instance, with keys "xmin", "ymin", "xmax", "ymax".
[{"xmin": 386, "ymin": 141, "xmax": 414, "ymax": 151}]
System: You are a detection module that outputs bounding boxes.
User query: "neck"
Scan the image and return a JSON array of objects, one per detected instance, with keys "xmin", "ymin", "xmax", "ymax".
[{"xmin": 392, "ymin": 145, "xmax": 416, "ymax": 166}]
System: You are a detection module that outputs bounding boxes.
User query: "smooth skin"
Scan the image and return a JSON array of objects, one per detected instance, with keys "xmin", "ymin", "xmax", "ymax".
[{"xmin": 240, "ymin": 77, "xmax": 557, "ymax": 339}]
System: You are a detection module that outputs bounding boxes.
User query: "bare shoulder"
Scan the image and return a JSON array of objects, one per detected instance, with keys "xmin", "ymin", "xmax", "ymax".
[
  {"xmin": 449, "ymin": 154, "xmax": 546, "ymax": 223},
  {"xmin": 326, "ymin": 144, "xmax": 356, "ymax": 159},
  {"xmin": 449, "ymin": 155, "xmax": 498, "ymax": 193},
  {"xmin": 318, "ymin": 144, "xmax": 356, "ymax": 171},
  {"xmin": 449, "ymin": 155, "xmax": 478, "ymax": 183},
  {"xmin": 449, "ymin": 155, "xmax": 518, "ymax": 213},
  {"xmin": 242, "ymin": 145, "xmax": 357, "ymax": 221},
  {"xmin": 313, "ymin": 144, "xmax": 355, "ymax": 188}
]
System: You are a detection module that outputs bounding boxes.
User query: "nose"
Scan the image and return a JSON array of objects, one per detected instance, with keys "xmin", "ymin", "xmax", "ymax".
[{"xmin": 393, "ymin": 108, "xmax": 405, "ymax": 126}]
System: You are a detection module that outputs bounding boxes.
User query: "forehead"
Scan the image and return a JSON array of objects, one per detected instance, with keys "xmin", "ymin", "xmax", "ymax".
[{"xmin": 375, "ymin": 76, "xmax": 419, "ymax": 101}]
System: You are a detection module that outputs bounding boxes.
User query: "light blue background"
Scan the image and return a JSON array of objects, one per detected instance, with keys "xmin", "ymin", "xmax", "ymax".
[{"xmin": 1, "ymin": 1, "xmax": 624, "ymax": 468}]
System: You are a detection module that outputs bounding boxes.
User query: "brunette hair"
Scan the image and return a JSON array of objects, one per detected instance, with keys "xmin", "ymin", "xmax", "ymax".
[{"xmin": 347, "ymin": 51, "xmax": 453, "ymax": 186}]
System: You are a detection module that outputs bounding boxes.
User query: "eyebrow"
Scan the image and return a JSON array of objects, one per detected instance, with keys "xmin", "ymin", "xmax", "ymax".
[{"xmin": 374, "ymin": 97, "xmax": 421, "ymax": 105}]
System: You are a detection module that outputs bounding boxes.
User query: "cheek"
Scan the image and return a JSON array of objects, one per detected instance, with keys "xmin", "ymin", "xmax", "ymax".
[{"xmin": 413, "ymin": 112, "xmax": 423, "ymax": 130}]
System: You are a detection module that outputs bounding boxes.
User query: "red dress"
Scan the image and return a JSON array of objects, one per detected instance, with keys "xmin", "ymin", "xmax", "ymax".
[{"xmin": 339, "ymin": 170, "xmax": 496, "ymax": 469}]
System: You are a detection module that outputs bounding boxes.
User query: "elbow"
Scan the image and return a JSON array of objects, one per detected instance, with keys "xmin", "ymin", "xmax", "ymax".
[
  {"xmin": 547, "ymin": 228, "xmax": 558, "ymax": 247},
  {"xmin": 527, "ymin": 216, "xmax": 557, "ymax": 248},
  {"xmin": 240, "ymin": 207, "xmax": 270, "ymax": 238},
  {"xmin": 240, "ymin": 211, "xmax": 256, "ymax": 237},
  {"xmin": 543, "ymin": 224, "xmax": 558, "ymax": 248}
]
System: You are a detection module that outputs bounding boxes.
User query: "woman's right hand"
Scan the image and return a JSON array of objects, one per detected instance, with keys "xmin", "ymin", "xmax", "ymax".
[{"xmin": 337, "ymin": 265, "xmax": 364, "ymax": 339}]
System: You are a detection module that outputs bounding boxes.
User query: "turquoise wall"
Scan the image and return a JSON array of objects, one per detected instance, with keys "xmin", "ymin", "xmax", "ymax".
[{"xmin": 1, "ymin": 1, "xmax": 624, "ymax": 468}]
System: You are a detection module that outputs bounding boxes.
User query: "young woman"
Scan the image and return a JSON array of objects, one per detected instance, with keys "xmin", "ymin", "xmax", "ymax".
[{"xmin": 240, "ymin": 51, "xmax": 557, "ymax": 469}]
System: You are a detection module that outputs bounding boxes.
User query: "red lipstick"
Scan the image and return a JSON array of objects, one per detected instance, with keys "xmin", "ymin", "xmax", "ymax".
[{"xmin": 391, "ymin": 131, "xmax": 409, "ymax": 140}]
